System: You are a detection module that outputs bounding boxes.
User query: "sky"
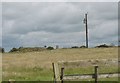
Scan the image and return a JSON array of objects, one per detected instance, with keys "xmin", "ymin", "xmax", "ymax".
[{"xmin": 1, "ymin": 2, "xmax": 118, "ymax": 52}]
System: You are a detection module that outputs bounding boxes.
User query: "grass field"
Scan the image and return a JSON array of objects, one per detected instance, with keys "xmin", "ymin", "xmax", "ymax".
[{"xmin": 2, "ymin": 47, "xmax": 118, "ymax": 81}]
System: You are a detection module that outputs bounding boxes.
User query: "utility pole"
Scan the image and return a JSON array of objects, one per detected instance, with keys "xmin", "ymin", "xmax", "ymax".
[{"xmin": 83, "ymin": 13, "xmax": 88, "ymax": 48}]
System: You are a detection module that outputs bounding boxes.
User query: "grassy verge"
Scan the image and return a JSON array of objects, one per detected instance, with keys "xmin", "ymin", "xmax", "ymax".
[
  {"xmin": 2, "ymin": 67, "xmax": 53, "ymax": 81},
  {"xmin": 64, "ymin": 66, "xmax": 118, "ymax": 75},
  {"xmin": 2, "ymin": 66, "xmax": 118, "ymax": 81}
]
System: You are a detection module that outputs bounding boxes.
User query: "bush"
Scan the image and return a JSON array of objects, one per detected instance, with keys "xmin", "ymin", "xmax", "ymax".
[
  {"xmin": 71, "ymin": 46, "xmax": 79, "ymax": 48},
  {"xmin": 9, "ymin": 48, "xmax": 18, "ymax": 52},
  {"xmin": 47, "ymin": 46, "xmax": 54, "ymax": 50},
  {"xmin": 96, "ymin": 44, "xmax": 109, "ymax": 48},
  {"xmin": 9, "ymin": 47, "xmax": 47, "ymax": 53},
  {"xmin": 80, "ymin": 45, "xmax": 86, "ymax": 48}
]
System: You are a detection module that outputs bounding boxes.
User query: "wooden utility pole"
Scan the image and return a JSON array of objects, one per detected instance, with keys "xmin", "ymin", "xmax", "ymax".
[{"xmin": 84, "ymin": 13, "xmax": 88, "ymax": 48}]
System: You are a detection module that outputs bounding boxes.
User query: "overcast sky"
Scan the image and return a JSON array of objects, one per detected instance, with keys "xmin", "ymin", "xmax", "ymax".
[{"xmin": 1, "ymin": 2, "xmax": 118, "ymax": 51}]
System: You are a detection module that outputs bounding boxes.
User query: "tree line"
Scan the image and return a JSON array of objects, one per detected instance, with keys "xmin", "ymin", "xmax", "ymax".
[{"xmin": 1, "ymin": 43, "xmax": 117, "ymax": 53}]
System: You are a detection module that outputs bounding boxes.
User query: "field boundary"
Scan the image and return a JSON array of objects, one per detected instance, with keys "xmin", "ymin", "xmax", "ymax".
[
  {"xmin": 52, "ymin": 59, "xmax": 118, "ymax": 83},
  {"xmin": 63, "ymin": 73, "xmax": 119, "ymax": 80}
]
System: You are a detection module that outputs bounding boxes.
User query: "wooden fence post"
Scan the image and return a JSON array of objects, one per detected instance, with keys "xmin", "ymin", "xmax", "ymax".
[
  {"xmin": 94, "ymin": 65, "xmax": 98, "ymax": 83},
  {"xmin": 52, "ymin": 63, "xmax": 61, "ymax": 83},
  {"xmin": 60, "ymin": 67, "xmax": 64, "ymax": 83}
]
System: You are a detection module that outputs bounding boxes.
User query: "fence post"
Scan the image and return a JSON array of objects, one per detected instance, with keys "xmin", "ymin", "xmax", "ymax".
[
  {"xmin": 94, "ymin": 65, "xmax": 98, "ymax": 83},
  {"xmin": 52, "ymin": 63, "xmax": 61, "ymax": 83},
  {"xmin": 60, "ymin": 67, "xmax": 64, "ymax": 83}
]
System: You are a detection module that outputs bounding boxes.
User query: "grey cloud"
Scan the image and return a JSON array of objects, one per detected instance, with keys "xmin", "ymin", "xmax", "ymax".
[
  {"xmin": 3, "ymin": 2, "xmax": 84, "ymax": 34},
  {"xmin": 2, "ymin": 34, "xmax": 22, "ymax": 51},
  {"xmin": 2, "ymin": 2, "xmax": 118, "ymax": 51},
  {"xmin": 19, "ymin": 31, "xmax": 85, "ymax": 48},
  {"xmin": 0, "ymin": 2, "xmax": 2, "ymax": 47}
]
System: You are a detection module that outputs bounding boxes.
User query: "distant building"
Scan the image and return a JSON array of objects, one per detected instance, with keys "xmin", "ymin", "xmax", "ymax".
[{"xmin": 56, "ymin": 45, "xmax": 59, "ymax": 49}]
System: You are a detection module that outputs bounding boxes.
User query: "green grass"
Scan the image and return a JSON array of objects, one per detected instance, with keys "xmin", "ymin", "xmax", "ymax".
[
  {"xmin": 3, "ymin": 65, "xmax": 118, "ymax": 81},
  {"xmin": 64, "ymin": 66, "xmax": 118, "ymax": 75},
  {"xmin": 98, "ymin": 77, "xmax": 118, "ymax": 81},
  {"xmin": 63, "ymin": 66, "xmax": 118, "ymax": 82},
  {"xmin": 3, "ymin": 66, "xmax": 118, "ymax": 81},
  {"xmin": 64, "ymin": 67, "xmax": 94, "ymax": 75},
  {"xmin": 2, "ymin": 67, "xmax": 53, "ymax": 81}
]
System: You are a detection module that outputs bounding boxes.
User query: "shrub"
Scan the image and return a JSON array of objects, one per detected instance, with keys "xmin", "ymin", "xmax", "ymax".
[
  {"xmin": 80, "ymin": 45, "xmax": 86, "ymax": 48},
  {"xmin": 96, "ymin": 44, "xmax": 109, "ymax": 48},
  {"xmin": 47, "ymin": 46, "xmax": 54, "ymax": 50},
  {"xmin": 71, "ymin": 46, "xmax": 79, "ymax": 48},
  {"xmin": 9, "ymin": 48, "xmax": 18, "ymax": 52}
]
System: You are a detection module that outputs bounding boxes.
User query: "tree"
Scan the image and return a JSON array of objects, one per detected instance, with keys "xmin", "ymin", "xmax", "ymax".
[
  {"xmin": 44, "ymin": 45, "xmax": 47, "ymax": 48},
  {"xmin": 0, "ymin": 48, "xmax": 5, "ymax": 53},
  {"xmin": 2, "ymin": 48, "xmax": 5, "ymax": 53}
]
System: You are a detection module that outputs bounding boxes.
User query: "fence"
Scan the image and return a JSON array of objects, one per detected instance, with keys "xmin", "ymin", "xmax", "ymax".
[{"xmin": 52, "ymin": 59, "xmax": 118, "ymax": 83}]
